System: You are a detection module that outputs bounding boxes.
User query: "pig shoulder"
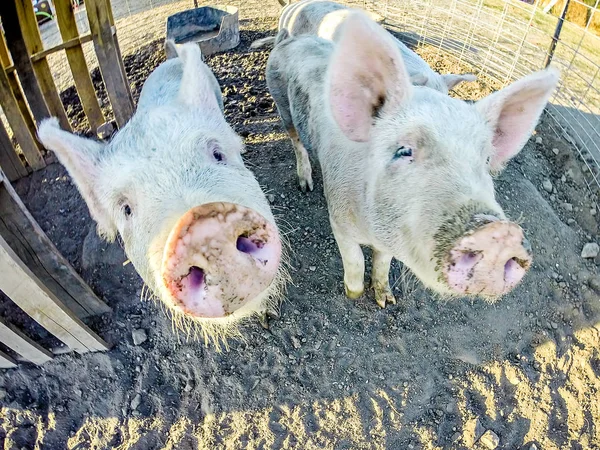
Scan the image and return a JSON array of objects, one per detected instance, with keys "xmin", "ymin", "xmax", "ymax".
[{"xmin": 269, "ymin": 36, "xmax": 332, "ymax": 152}]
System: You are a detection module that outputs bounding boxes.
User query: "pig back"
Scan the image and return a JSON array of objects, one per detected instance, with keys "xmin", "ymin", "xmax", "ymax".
[{"xmin": 136, "ymin": 57, "xmax": 224, "ymax": 112}]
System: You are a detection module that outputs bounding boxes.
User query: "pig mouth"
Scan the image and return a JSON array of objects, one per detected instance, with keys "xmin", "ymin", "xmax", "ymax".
[{"xmin": 160, "ymin": 203, "xmax": 282, "ymax": 319}]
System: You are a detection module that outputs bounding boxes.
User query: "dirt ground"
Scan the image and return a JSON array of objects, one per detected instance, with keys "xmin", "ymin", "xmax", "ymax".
[{"xmin": 1, "ymin": 17, "xmax": 600, "ymax": 450}]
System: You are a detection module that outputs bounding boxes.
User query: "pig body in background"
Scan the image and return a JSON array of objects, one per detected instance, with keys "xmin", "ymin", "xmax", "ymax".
[
  {"xmin": 266, "ymin": 12, "xmax": 558, "ymax": 307},
  {"xmin": 38, "ymin": 43, "xmax": 286, "ymax": 342},
  {"xmin": 253, "ymin": 0, "xmax": 476, "ymax": 94}
]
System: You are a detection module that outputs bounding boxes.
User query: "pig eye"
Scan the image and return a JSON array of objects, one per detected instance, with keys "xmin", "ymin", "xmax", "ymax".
[
  {"xmin": 394, "ymin": 146, "xmax": 413, "ymax": 160},
  {"xmin": 208, "ymin": 140, "xmax": 226, "ymax": 164},
  {"xmin": 122, "ymin": 204, "xmax": 132, "ymax": 217},
  {"xmin": 213, "ymin": 149, "xmax": 225, "ymax": 163}
]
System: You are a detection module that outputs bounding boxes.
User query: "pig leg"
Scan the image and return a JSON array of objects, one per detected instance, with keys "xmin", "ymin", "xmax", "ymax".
[
  {"xmin": 267, "ymin": 69, "xmax": 313, "ymax": 192},
  {"xmin": 371, "ymin": 250, "xmax": 396, "ymax": 308},
  {"xmin": 288, "ymin": 127, "xmax": 313, "ymax": 192},
  {"xmin": 331, "ymin": 222, "xmax": 365, "ymax": 298}
]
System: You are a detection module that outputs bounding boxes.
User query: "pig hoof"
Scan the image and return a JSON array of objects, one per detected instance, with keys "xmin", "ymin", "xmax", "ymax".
[
  {"xmin": 298, "ymin": 177, "xmax": 314, "ymax": 192},
  {"xmin": 374, "ymin": 287, "xmax": 396, "ymax": 308},
  {"xmin": 344, "ymin": 283, "xmax": 364, "ymax": 299}
]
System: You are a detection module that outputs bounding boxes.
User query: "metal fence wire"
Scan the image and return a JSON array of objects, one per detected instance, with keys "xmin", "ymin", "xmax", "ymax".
[{"xmin": 23, "ymin": 0, "xmax": 600, "ymax": 197}]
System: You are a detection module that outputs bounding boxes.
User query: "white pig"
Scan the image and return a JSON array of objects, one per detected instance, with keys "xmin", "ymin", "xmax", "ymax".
[
  {"xmin": 37, "ymin": 42, "xmax": 287, "ymax": 343},
  {"xmin": 266, "ymin": 11, "xmax": 559, "ymax": 307},
  {"xmin": 252, "ymin": 0, "xmax": 476, "ymax": 94}
]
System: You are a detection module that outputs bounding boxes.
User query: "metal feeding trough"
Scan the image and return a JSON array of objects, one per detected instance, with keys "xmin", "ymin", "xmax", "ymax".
[{"xmin": 166, "ymin": 6, "xmax": 240, "ymax": 58}]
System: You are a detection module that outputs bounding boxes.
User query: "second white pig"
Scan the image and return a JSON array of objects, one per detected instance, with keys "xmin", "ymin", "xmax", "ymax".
[{"xmin": 266, "ymin": 11, "xmax": 558, "ymax": 306}]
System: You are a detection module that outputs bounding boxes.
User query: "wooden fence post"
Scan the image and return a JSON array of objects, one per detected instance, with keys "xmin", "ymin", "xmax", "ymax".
[
  {"xmin": 86, "ymin": 0, "xmax": 134, "ymax": 128},
  {"xmin": 0, "ymin": 32, "xmax": 39, "ymax": 146},
  {"xmin": 0, "ymin": 1, "xmax": 52, "ymax": 128},
  {"xmin": 0, "ymin": 63, "xmax": 46, "ymax": 170},
  {"xmin": 0, "ymin": 120, "xmax": 28, "ymax": 181},
  {"xmin": 0, "ymin": 234, "xmax": 109, "ymax": 354},
  {"xmin": 0, "ymin": 171, "xmax": 112, "ymax": 318},
  {"xmin": 13, "ymin": 0, "xmax": 71, "ymax": 131},
  {"xmin": 54, "ymin": 0, "xmax": 105, "ymax": 133}
]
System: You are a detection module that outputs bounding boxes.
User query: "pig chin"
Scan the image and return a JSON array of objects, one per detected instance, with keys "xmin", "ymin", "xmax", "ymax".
[
  {"xmin": 431, "ymin": 206, "xmax": 532, "ymax": 299},
  {"xmin": 146, "ymin": 202, "xmax": 285, "ymax": 325}
]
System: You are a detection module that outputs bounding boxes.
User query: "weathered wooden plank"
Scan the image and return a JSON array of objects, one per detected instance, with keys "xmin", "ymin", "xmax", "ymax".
[
  {"xmin": 0, "ymin": 31, "xmax": 38, "ymax": 148},
  {"xmin": 0, "ymin": 234, "xmax": 109, "ymax": 353},
  {"xmin": 86, "ymin": 0, "xmax": 134, "ymax": 128},
  {"xmin": 30, "ymin": 34, "xmax": 94, "ymax": 62},
  {"xmin": 0, "ymin": 120, "xmax": 28, "ymax": 181},
  {"xmin": 0, "ymin": 318, "xmax": 53, "ymax": 365},
  {"xmin": 54, "ymin": 0, "xmax": 105, "ymax": 133},
  {"xmin": 0, "ymin": 350, "xmax": 17, "ymax": 369},
  {"xmin": 0, "ymin": 64, "xmax": 46, "ymax": 170},
  {"xmin": 0, "ymin": 2, "xmax": 51, "ymax": 127},
  {"xmin": 0, "ymin": 173, "xmax": 112, "ymax": 318},
  {"xmin": 14, "ymin": 0, "xmax": 71, "ymax": 131}
]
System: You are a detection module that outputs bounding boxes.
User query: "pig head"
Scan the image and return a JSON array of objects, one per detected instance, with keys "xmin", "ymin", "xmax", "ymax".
[
  {"xmin": 38, "ymin": 43, "xmax": 286, "ymax": 341},
  {"xmin": 267, "ymin": 12, "xmax": 559, "ymax": 306}
]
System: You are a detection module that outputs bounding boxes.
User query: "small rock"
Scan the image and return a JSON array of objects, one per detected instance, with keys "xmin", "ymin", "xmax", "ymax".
[
  {"xmin": 478, "ymin": 430, "xmax": 500, "ymax": 449},
  {"xmin": 560, "ymin": 175, "xmax": 566, "ymax": 183},
  {"xmin": 309, "ymin": 266, "xmax": 316, "ymax": 271},
  {"xmin": 132, "ymin": 329, "xmax": 148, "ymax": 346},
  {"xmin": 184, "ymin": 380, "xmax": 194, "ymax": 392},
  {"xmin": 581, "ymin": 243, "xmax": 600, "ymax": 259},
  {"xmin": 567, "ymin": 218, "xmax": 576, "ymax": 225},
  {"xmin": 535, "ymin": 136, "xmax": 543, "ymax": 144},
  {"xmin": 130, "ymin": 393, "xmax": 141, "ymax": 410},
  {"xmin": 562, "ymin": 203, "xmax": 573, "ymax": 212},
  {"xmin": 529, "ymin": 444, "xmax": 538, "ymax": 450},
  {"xmin": 552, "ymin": 148, "xmax": 559, "ymax": 155},
  {"xmin": 591, "ymin": 208, "xmax": 597, "ymax": 216},
  {"xmin": 267, "ymin": 194, "xmax": 275, "ymax": 203},
  {"xmin": 542, "ymin": 179, "xmax": 553, "ymax": 193}
]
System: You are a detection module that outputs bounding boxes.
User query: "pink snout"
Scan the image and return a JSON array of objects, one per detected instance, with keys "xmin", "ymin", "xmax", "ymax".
[
  {"xmin": 444, "ymin": 220, "xmax": 532, "ymax": 297},
  {"xmin": 161, "ymin": 203, "xmax": 281, "ymax": 318}
]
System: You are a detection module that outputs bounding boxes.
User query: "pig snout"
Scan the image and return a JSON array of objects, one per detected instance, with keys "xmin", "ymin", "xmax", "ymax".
[
  {"xmin": 161, "ymin": 203, "xmax": 281, "ymax": 318},
  {"xmin": 443, "ymin": 218, "xmax": 532, "ymax": 297}
]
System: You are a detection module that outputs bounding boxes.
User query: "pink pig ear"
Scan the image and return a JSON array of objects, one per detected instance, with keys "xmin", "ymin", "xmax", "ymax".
[
  {"xmin": 476, "ymin": 68, "xmax": 559, "ymax": 172},
  {"xmin": 37, "ymin": 118, "xmax": 117, "ymax": 241},
  {"xmin": 327, "ymin": 11, "xmax": 412, "ymax": 142}
]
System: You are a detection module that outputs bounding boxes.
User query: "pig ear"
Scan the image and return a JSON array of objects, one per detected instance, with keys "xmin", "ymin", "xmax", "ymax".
[
  {"xmin": 37, "ymin": 118, "xmax": 117, "ymax": 241},
  {"xmin": 476, "ymin": 68, "xmax": 559, "ymax": 172},
  {"xmin": 176, "ymin": 43, "xmax": 220, "ymax": 111},
  {"xmin": 327, "ymin": 12, "xmax": 411, "ymax": 142},
  {"xmin": 442, "ymin": 73, "xmax": 477, "ymax": 91}
]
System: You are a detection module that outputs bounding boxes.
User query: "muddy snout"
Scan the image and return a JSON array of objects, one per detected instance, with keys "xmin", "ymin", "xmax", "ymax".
[
  {"xmin": 161, "ymin": 203, "xmax": 281, "ymax": 318},
  {"xmin": 443, "ymin": 217, "xmax": 532, "ymax": 297}
]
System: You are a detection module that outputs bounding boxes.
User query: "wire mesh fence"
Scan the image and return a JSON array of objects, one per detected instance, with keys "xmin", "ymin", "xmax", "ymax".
[{"xmin": 3, "ymin": 0, "xmax": 600, "ymax": 197}]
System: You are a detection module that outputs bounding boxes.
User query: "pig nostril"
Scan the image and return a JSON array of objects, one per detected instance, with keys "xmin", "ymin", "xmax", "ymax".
[
  {"xmin": 453, "ymin": 251, "xmax": 481, "ymax": 270},
  {"xmin": 187, "ymin": 266, "xmax": 205, "ymax": 289},
  {"xmin": 236, "ymin": 236, "xmax": 264, "ymax": 255}
]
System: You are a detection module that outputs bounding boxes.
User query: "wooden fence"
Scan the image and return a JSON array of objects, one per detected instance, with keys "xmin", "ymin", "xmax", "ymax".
[
  {"xmin": 0, "ymin": 0, "xmax": 134, "ymax": 182},
  {"xmin": 0, "ymin": 0, "xmax": 135, "ymax": 367},
  {"xmin": 0, "ymin": 169, "xmax": 111, "ymax": 368}
]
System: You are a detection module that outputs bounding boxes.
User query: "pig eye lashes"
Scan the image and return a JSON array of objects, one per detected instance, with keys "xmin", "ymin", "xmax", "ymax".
[{"xmin": 394, "ymin": 146, "xmax": 413, "ymax": 159}]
